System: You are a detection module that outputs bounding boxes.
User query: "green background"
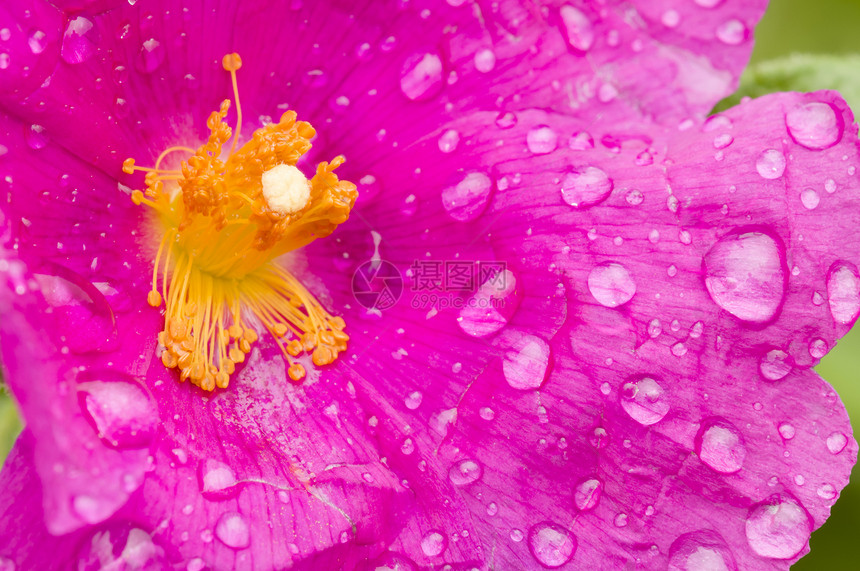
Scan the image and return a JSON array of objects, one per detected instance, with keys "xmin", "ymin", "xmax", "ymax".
[{"xmin": 1, "ymin": 0, "xmax": 859, "ymax": 567}]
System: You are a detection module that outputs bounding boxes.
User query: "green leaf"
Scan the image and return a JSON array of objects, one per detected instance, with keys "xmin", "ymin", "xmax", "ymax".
[
  {"xmin": 0, "ymin": 388, "xmax": 23, "ymax": 467},
  {"xmin": 714, "ymin": 53, "xmax": 860, "ymax": 113}
]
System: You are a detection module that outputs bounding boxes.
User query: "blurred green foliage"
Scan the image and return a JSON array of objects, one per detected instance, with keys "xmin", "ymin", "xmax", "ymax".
[{"xmin": 0, "ymin": 0, "xmax": 859, "ymax": 568}]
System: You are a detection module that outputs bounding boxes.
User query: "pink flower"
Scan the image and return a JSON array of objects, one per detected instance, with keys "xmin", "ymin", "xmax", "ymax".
[{"xmin": 0, "ymin": 0, "xmax": 857, "ymax": 569}]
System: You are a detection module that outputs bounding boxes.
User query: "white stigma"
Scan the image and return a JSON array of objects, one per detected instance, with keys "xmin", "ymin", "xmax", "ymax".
[{"xmin": 261, "ymin": 164, "xmax": 311, "ymax": 215}]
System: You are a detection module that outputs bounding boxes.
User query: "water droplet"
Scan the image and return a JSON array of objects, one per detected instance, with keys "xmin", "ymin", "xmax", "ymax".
[
  {"xmin": 0, "ymin": 557, "xmax": 14, "ymax": 571},
  {"xmin": 817, "ymin": 484, "xmax": 837, "ymax": 501},
  {"xmin": 25, "ymin": 124, "xmax": 48, "ymax": 150},
  {"xmin": 76, "ymin": 524, "xmax": 166, "ymax": 569},
  {"xmin": 61, "ymin": 17, "xmax": 97, "ymax": 64},
  {"xmin": 574, "ymin": 478, "xmax": 602, "ymax": 511},
  {"xmin": 214, "ymin": 512, "xmax": 250, "ymax": 549},
  {"xmin": 760, "ymin": 350, "xmax": 791, "ymax": 381},
  {"xmin": 715, "ymin": 19, "xmax": 746, "ymax": 45},
  {"xmin": 137, "ymin": 38, "xmax": 165, "ymax": 73},
  {"xmin": 400, "ymin": 52, "xmax": 443, "ymax": 101},
  {"xmin": 588, "ymin": 262, "xmax": 635, "ymax": 307},
  {"xmin": 78, "ymin": 373, "xmax": 157, "ymax": 449},
  {"xmin": 696, "ymin": 418, "xmax": 746, "ymax": 474},
  {"xmin": 798, "ymin": 187, "xmax": 820, "ymax": 210},
  {"xmin": 559, "ymin": 5, "xmax": 594, "ymax": 52},
  {"xmin": 495, "ymin": 111, "xmax": 517, "ymax": 129},
  {"xmin": 458, "ymin": 269, "xmax": 518, "ymax": 337},
  {"xmin": 635, "ymin": 150, "xmax": 654, "ymax": 166},
  {"xmin": 510, "ymin": 528, "xmax": 524, "ymax": 542},
  {"xmin": 825, "ymin": 178, "xmax": 837, "ymax": 193},
  {"xmin": 667, "ymin": 530, "xmax": 736, "ymax": 571},
  {"xmin": 404, "ymin": 391, "xmax": 423, "ymax": 410},
  {"xmin": 366, "ymin": 553, "xmax": 418, "ymax": 571},
  {"xmin": 809, "ymin": 338, "xmax": 828, "ymax": 359},
  {"xmin": 527, "ymin": 125, "xmax": 558, "ymax": 154},
  {"xmin": 441, "ymin": 172, "xmax": 492, "ymax": 221},
  {"xmin": 620, "ymin": 376, "xmax": 669, "ymax": 425},
  {"xmin": 561, "ymin": 166, "xmax": 612, "ymax": 208},
  {"xmin": 420, "ymin": 531, "xmax": 446, "ymax": 557},
  {"xmin": 400, "ymin": 438, "xmax": 414, "ymax": 455},
  {"xmin": 438, "ymin": 129, "xmax": 460, "ymax": 153},
  {"xmin": 703, "ymin": 231, "xmax": 785, "ymax": 323},
  {"xmin": 503, "ymin": 334, "xmax": 550, "ymax": 390},
  {"xmin": 713, "ymin": 134, "xmax": 734, "ymax": 149},
  {"xmin": 827, "ymin": 263, "xmax": 860, "ymax": 324},
  {"xmin": 625, "ymin": 189, "xmax": 644, "ymax": 205},
  {"xmin": 745, "ymin": 495, "xmax": 811, "ymax": 559},
  {"xmin": 528, "ymin": 522, "xmax": 576, "ymax": 568},
  {"xmin": 694, "ymin": 0, "xmax": 724, "ymax": 7},
  {"xmin": 474, "ymin": 48, "xmax": 496, "ymax": 72},
  {"xmin": 756, "ymin": 149, "xmax": 786, "ymax": 180},
  {"xmin": 198, "ymin": 459, "xmax": 240, "ymax": 499},
  {"xmin": 27, "ymin": 29, "xmax": 47, "ymax": 55},
  {"xmin": 480, "ymin": 407, "xmax": 495, "ymax": 421},
  {"xmin": 186, "ymin": 558, "xmax": 205, "ymax": 571},
  {"xmin": 786, "ymin": 102, "xmax": 842, "ymax": 150},
  {"xmin": 662, "ymin": 10, "xmax": 680, "ymax": 28},
  {"xmin": 648, "ymin": 318, "xmax": 662, "ymax": 338},
  {"xmin": 826, "ymin": 432, "xmax": 847, "ymax": 454},
  {"xmin": 569, "ymin": 131, "xmax": 594, "ymax": 150},
  {"xmin": 487, "ymin": 502, "xmax": 498, "ymax": 516},
  {"xmin": 778, "ymin": 423, "xmax": 796, "ymax": 440},
  {"xmin": 614, "ymin": 513, "xmax": 629, "ymax": 527},
  {"xmin": 448, "ymin": 459, "xmax": 482, "ymax": 486}
]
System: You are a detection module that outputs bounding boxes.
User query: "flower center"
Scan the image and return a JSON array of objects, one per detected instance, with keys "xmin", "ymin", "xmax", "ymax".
[{"xmin": 123, "ymin": 53, "xmax": 357, "ymax": 391}]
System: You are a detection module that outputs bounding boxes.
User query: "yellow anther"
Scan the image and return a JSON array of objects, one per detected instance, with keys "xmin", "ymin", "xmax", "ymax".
[{"xmin": 125, "ymin": 52, "xmax": 353, "ymax": 391}]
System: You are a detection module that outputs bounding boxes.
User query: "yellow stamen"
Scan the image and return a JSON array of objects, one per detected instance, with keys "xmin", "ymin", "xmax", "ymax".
[{"xmin": 123, "ymin": 53, "xmax": 357, "ymax": 392}]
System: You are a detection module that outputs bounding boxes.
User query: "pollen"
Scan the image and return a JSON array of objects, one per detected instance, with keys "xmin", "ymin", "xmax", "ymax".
[{"xmin": 123, "ymin": 53, "xmax": 357, "ymax": 391}]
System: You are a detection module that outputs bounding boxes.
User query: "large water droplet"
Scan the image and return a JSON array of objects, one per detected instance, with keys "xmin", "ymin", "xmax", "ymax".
[
  {"xmin": 827, "ymin": 262, "xmax": 860, "ymax": 324},
  {"xmin": 437, "ymin": 129, "xmax": 460, "ymax": 153},
  {"xmin": 474, "ymin": 48, "xmax": 496, "ymax": 73},
  {"xmin": 786, "ymin": 102, "xmax": 842, "ymax": 150},
  {"xmin": 799, "ymin": 188, "xmax": 820, "ymax": 210},
  {"xmin": 458, "ymin": 269, "xmax": 518, "ymax": 337},
  {"xmin": 668, "ymin": 530, "xmax": 737, "ymax": 571},
  {"xmin": 620, "ymin": 376, "xmax": 669, "ymax": 426},
  {"xmin": 696, "ymin": 418, "xmax": 746, "ymax": 474},
  {"xmin": 198, "ymin": 459, "xmax": 240, "ymax": 499},
  {"xmin": 745, "ymin": 495, "xmax": 811, "ymax": 559},
  {"xmin": 76, "ymin": 523, "xmax": 166, "ymax": 569},
  {"xmin": 503, "ymin": 334, "xmax": 550, "ymax": 390},
  {"xmin": 214, "ymin": 512, "xmax": 250, "ymax": 549},
  {"xmin": 559, "ymin": 5, "xmax": 593, "ymax": 52},
  {"xmin": 826, "ymin": 432, "xmax": 847, "ymax": 454},
  {"xmin": 715, "ymin": 19, "xmax": 747, "ymax": 45},
  {"xmin": 760, "ymin": 349, "xmax": 791, "ymax": 381},
  {"xmin": 448, "ymin": 459, "xmax": 482, "ymax": 486},
  {"xmin": 527, "ymin": 125, "xmax": 558, "ymax": 154},
  {"xmin": 78, "ymin": 372, "xmax": 157, "ymax": 449},
  {"xmin": 703, "ymin": 231, "xmax": 785, "ymax": 323},
  {"xmin": 27, "ymin": 30, "xmax": 48, "ymax": 55},
  {"xmin": 756, "ymin": 149, "xmax": 786, "ymax": 180},
  {"xmin": 528, "ymin": 522, "xmax": 576, "ymax": 568},
  {"xmin": 588, "ymin": 262, "xmax": 635, "ymax": 307},
  {"xmin": 420, "ymin": 530, "xmax": 446, "ymax": 557},
  {"xmin": 560, "ymin": 166, "xmax": 613, "ymax": 208},
  {"xmin": 573, "ymin": 478, "xmax": 602, "ymax": 511},
  {"xmin": 61, "ymin": 17, "xmax": 97, "ymax": 64},
  {"xmin": 441, "ymin": 172, "xmax": 492, "ymax": 222},
  {"xmin": 400, "ymin": 52, "xmax": 443, "ymax": 101},
  {"xmin": 25, "ymin": 124, "xmax": 48, "ymax": 150},
  {"xmin": 136, "ymin": 38, "xmax": 165, "ymax": 73}
]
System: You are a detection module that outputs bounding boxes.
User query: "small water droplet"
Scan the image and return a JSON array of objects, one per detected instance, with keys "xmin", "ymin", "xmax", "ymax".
[
  {"xmin": 214, "ymin": 512, "xmax": 250, "ymax": 549},
  {"xmin": 137, "ymin": 38, "xmax": 165, "ymax": 73},
  {"xmin": 495, "ymin": 111, "xmax": 517, "ymax": 129},
  {"xmin": 647, "ymin": 318, "xmax": 662, "ymax": 338},
  {"xmin": 574, "ymin": 478, "xmax": 602, "ymax": 511},
  {"xmin": 620, "ymin": 376, "xmax": 669, "ymax": 425},
  {"xmin": 817, "ymin": 484, "xmax": 837, "ymax": 501},
  {"xmin": 662, "ymin": 10, "xmax": 680, "ymax": 28},
  {"xmin": 568, "ymin": 131, "xmax": 594, "ymax": 150},
  {"xmin": 799, "ymin": 188, "xmax": 820, "ymax": 210},
  {"xmin": 61, "ymin": 17, "xmax": 97, "ymax": 64},
  {"xmin": 760, "ymin": 349, "xmax": 791, "ymax": 381},
  {"xmin": 527, "ymin": 125, "xmax": 558, "ymax": 154},
  {"xmin": 713, "ymin": 133, "xmax": 734, "ymax": 149},
  {"xmin": 528, "ymin": 522, "xmax": 576, "ymax": 567},
  {"xmin": 560, "ymin": 166, "xmax": 613, "ymax": 208},
  {"xmin": 696, "ymin": 418, "xmax": 746, "ymax": 474},
  {"xmin": 827, "ymin": 262, "xmax": 860, "ymax": 324},
  {"xmin": 703, "ymin": 231, "xmax": 785, "ymax": 323},
  {"xmin": 458, "ymin": 269, "xmax": 518, "ymax": 337},
  {"xmin": 404, "ymin": 391, "xmax": 423, "ymax": 410},
  {"xmin": 625, "ymin": 189, "xmax": 644, "ymax": 205},
  {"xmin": 588, "ymin": 262, "xmax": 635, "ymax": 307},
  {"xmin": 559, "ymin": 5, "xmax": 594, "ymax": 52},
  {"xmin": 441, "ymin": 172, "xmax": 492, "ymax": 221},
  {"xmin": 756, "ymin": 149, "xmax": 786, "ymax": 180},
  {"xmin": 420, "ymin": 531, "xmax": 446, "ymax": 557},
  {"xmin": 400, "ymin": 52, "xmax": 443, "ymax": 101},
  {"xmin": 778, "ymin": 423, "xmax": 796, "ymax": 440},
  {"xmin": 400, "ymin": 438, "xmax": 414, "ymax": 455},
  {"xmin": 186, "ymin": 558, "xmax": 205, "ymax": 571},
  {"xmin": 825, "ymin": 178, "xmax": 837, "ymax": 193},
  {"xmin": 786, "ymin": 101, "xmax": 842, "ymax": 150},
  {"xmin": 503, "ymin": 334, "xmax": 550, "ymax": 390},
  {"xmin": 25, "ymin": 124, "xmax": 48, "ymax": 150},
  {"xmin": 448, "ymin": 459, "xmax": 482, "ymax": 486},
  {"xmin": 826, "ymin": 432, "xmax": 847, "ymax": 454},
  {"xmin": 809, "ymin": 338, "xmax": 828, "ymax": 359},
  {"xmin": 198, "ymin": 459, "xmax": 239, "ymax": 499},
  {"xmin": 487, "ymin": 502, "xmax": 498, "ymax": 516},
  {"xmin": 614, "ymin": 513, "xmax": 629, "ymax": 527},
  {"xmin": 474, "ymin": 48, "xmax": 496, "ymax": 72},
  {"xmin": 438, "ymin": 129, "xmax": 460, "ymax": 153},
  {"xmin": 745, "ymin": 495, "xmax": 811, "ymax": 559},
  {"xmin": 715, "ymin": 19, "xmax": 747, "ymax": 45}
]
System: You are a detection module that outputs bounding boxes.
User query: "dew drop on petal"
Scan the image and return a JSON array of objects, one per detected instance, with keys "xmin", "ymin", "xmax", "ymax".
[
  {"xmin": 474, "ymin": 48, "xmax": 496, "ymax": 72},
  {"xmin": 668, "ymin": 530, "xmax": 737, "ymax": 571},
  {"xmin": 696, "ymin": 419, "xmax": 746, "ymax": 474},
  {"xmin": 745, "ymin": 495, "xmax": 811, "ymax": 559},
  {"xmin": 817, "ymin": 484, "xmax": 837, "ymax": 501},
  {"xmin": 574, "ymin": 478, "xmax": 602, "ymax": 511},
  {"xmin": 799, "ymin": 188, "xmax": 819, "ymax": 210},
  {"xmin": 826, "ymin": 432, "xmax": 848, "ymax": 455},
  {"xmin": 437, "ymin": 129, "xmax": 460, "ymax": 153},
  {"xmin": 420, "ymin": 531, "xmax": 446, "ymax": 557},
  {"xmin": 703, "ymin": 231, "xmax": 785, "ymax": 323},
  {"xmin": 400, "ymin": 52, "xmax": 443, "ymax": 101},
  {"xmin": 560, "ymin": 166, "xmax": 613, "ymax": 208},
  {"xmin": 778, "ymin": 423, "xmax": 796, "ymax": 441},
  {"xmin": 756, "ymin": 149, "xmax": 786, "ymax": 179},
  {"xmin": 441, "ymin": 172, "xmax": 492, "ymax": 221},
  {"xmin": 76, "ymin": 524, "xmax": 166, "ymax": 569},
  {"xmin": 448, "ymin": 459, "xmax": 482, "ymax": 486},
  {"xmin": 715, "ymin": 19, "xmax": 747, "ymax": 45},
  {"xmin": 503, "ymin": 334, "xmax": 550, "ymax": 390},
  {"xmin": 760, "ymin": 350, "xmax": 791, "ymax": 381},
  {"xmin": 713, "ymin": 134, "xmax": 733, "ymax": 149},
  {"xmin": 25, "ymin": 124, "xmax": 48, "ymax": 150},
  {"xmin": 569, "ymin": 131, "xmax": 594, "ymax": 150},
  {"xmin": 137, "ymin": 38, "xmax": 165, "ymax": 73},
  {"xmin": 61, "ymin": 17, "xmax": 97, "ymax": 64},
  {"xmin": 78, "ymin": 376, "xmax": 158, "ymax": 449},
  {"xmin": 786, "ymin": 102, "xmax": 842, "ymax": 150},
  {"xmin": 827, "ymin": 263, "xmax": 860, "ymax": 324},
  {"xmin": 214, "ymin": 512, "xmax": 250, "ymax": 550},
  {"xmin": 459, "ymin": 269, "xmax": 517, "ymax": 337},
  {"xmin": 559, "ymin": 5, "xmax": 594, "ymax": 52},
  {"xmin": 808, "ymin": 338, "xmax": 828, "ymax": 359},
  {"xmin": 527, "ymin": 125, "xmax": 558, "ymax": 154},
  {"xmin": 28, "ymin": 30, "xmax": 47, "ymax": 54},
  {"xmin": 186, "ymin": 559, "xmax": 205, "ymax": 571},
  {"xmin": 198, "ymin": 459, "xmax": 238, "ymax": 498},
  {"xmin": 620, "ymin": 377, "xmax": 669, "ymax": 426},
  {"xmin": 404, "ymin": 391, "xmax": 423, "ymax": 410},
  {"xmin": 588, "ymin": 262, "xmax": 635, "ymax": 307},
  {"xmin": 694, "ymin": 0, "xmax": 724, "ymax": 7},
  {"xmin": 528, "ymin": 522, "xmax": 576, "ymax": 568}
]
